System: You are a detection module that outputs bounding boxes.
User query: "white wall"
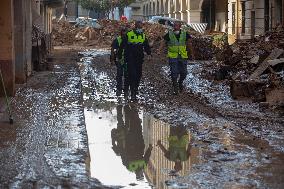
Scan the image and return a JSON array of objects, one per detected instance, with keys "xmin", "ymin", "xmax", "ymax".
[{"xmin": 109, "ymin": 7, "xmax": 133, "ymax": 20}]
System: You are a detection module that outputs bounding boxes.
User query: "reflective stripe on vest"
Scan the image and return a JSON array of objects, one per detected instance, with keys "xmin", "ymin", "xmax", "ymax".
[
  {"xmin": 167, "ymin": 31, "xmax": 188, "ymax": 59},
  {"xmin": 116, "ymin": 36, "xmax": 125, "ymax": 65},
  {"xmin": 128, "ymin": 159, "xmax": 146, "ymax": 172},
  {"xmin": 127, "ymin": 31, "xmax": 145, "ymax": 44},
  {"xmin": 117, "ymin": 36, "xmax": 122, "ymax": 46}
]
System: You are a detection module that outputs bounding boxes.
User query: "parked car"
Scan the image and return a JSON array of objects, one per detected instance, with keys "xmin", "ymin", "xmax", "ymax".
[
  {"xmin": 74, "ymin": 17, "xmax": 102, "ymax": 29},
  {"xmin": 148, "ymin": 16, "xmax": 191, "ymax": 29}
]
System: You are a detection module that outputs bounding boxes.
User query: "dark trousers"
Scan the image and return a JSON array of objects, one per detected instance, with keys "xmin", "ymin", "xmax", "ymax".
[
  {"xmin": 169, "ymin": 58, "xmax": 188, "ymax": 84},
  {"xmin": 116, "ymin": 62, "xmax": 128, "ymax": 92},
  {"xmin": 126, "ymin": 60, "xmax": 143, "ymax": 96}
]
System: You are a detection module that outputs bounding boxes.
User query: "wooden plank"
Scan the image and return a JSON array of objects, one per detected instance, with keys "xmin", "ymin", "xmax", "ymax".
[
  {"xmin": 265, "ymin": 88, "xmax": 284, "ymax": 106},
  {"xmin": 248, "ymin": 48, "xmax": 284, "ymax": 80},
  {"xmin": 267, "ymin": 58, "xmax": 284, "ymax": 66}
]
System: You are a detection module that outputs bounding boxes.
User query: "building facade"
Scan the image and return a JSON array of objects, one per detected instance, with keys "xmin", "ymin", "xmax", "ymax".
[
  {"xmin": 136, "ymin": 0, "xmax": 283, "ymax": 42},
  {"xmin": 228, "ymin": 0, "xmax": 284, "ymax": 43},
  {"xmin": 0, "ymin": 0, "xmax": 63, "ymax": 96},
  {"xmin": 132, "ymin": 0, "xmax": 228, "ymax": 32},
  {"xmin": 55, "ymin": 1, "xmax": 89, "ymax": 20}
]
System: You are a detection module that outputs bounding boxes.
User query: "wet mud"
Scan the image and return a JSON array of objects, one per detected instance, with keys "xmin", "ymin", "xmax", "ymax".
[
  {"xmin": 0, "ymin": 49, "xmax": 109, "ymax": 188},
  {"xmin": 0, "ymin": 48, "xmax": 283, "ymax": 188},
  {"xmin": 79, "ymin": 49, "xmax": 284, "ymax": 189}
]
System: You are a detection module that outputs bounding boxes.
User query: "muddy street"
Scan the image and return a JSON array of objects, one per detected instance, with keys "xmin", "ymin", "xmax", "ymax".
[
  {"xmin": 79, "ymin": 48, "xmax": 284, "ymax": 188},
  {"xmin": 1, "ymin": 0, "xmax": 284, "ymax": 188},
  {"xmin": 0, "ymin": 47, "xmax": 283, "ymax": 188}
]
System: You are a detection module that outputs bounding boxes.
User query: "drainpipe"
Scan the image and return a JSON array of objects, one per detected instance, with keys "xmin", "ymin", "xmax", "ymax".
[{"xmin": 236, "ymin": 0, "xmax": 239, "ymax": 40}]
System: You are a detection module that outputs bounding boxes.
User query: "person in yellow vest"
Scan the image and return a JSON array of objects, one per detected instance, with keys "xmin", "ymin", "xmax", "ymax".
[
  {"xmin": 110, "ymin": 27, "xmax": 128, "ymax": 96},
  {"xmin": 118, "ymin": 21, "xmax": 151, "ymax": 101},
  {"xmin": 158, "ymin": 22, "xmax": 194, "ymax": 95}
]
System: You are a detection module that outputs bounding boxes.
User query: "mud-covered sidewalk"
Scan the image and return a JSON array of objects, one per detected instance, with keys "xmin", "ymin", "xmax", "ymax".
[{"xmin": 0, "ymin": 49, "xmax": 108, "ymax": 188}]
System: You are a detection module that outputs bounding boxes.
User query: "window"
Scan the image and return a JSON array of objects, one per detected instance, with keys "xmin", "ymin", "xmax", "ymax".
[
  {"xmin": 232, "ymin": 3, "xmax": 236, "ymax": 34},
  {"xmin": 241, "ymin": 2, "xmax": 245, "ymax": 34},
  {"xmin": 264, "ymin": 0, "xmax": 270, "ymax": 31},
  {"xmin": 251, "ymin": 10, "xmax": 255, "ymax": 37}
]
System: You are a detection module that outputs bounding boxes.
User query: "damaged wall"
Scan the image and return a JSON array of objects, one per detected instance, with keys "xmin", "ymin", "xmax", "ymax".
[
  {"xmin": 0, "ymin": 0, "xmax": 15, "ymax": 96},
  {"xmin": 14, "ymin": 0, "xmax": 33, "ymax": 83}
]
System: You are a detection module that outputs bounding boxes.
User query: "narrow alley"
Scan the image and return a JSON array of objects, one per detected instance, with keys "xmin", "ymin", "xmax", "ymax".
[{"xmin": 0, "ymin": 0, "xmax": 284, "ymax": 188}]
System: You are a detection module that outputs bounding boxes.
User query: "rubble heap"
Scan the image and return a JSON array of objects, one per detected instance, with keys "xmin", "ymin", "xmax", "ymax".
[
  {"xmin": 212, "ymin": 30, "xmax": 284, "ymax": 108},
  {"xmin": 52, "ymin": 19, "xmax": 213, "ymax": 60},
  {"xmin": 52, "ymin": 21, "xmax": 82, "ymax": 46}
]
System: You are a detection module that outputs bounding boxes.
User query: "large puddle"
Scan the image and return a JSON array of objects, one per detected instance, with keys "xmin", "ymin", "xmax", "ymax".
[
  {"xmin": 85, "ymin": 105, "xmax": 198, "ymax": 188},
  {"xmin": 78, "ymin": 49, "xmax": 199, "ymax": 188}
]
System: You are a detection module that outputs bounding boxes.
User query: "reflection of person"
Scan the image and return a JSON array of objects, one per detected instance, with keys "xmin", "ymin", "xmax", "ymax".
[
  {"xmin": 111, "ymin": 104, "xmax": 152, "ymax": 179},
  {"xmin": 157, "ymin": 126, "xmax": 191, "ymax": 172},
  {"xmin": 111, "ymin": 105, "xmax": 127, "ymax": 154}
]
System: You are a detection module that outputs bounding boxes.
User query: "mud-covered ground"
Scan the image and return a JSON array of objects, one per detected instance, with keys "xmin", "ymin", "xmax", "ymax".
[
  {"xmin": 0, "ymin": 49, "xmax": 110, "ymax": 188},
  {"xmin": 81, "ymin": 49, "xmax": 284, "ymax": 188},
  {"xmin": 0, "ymin": 47, "xmax": 283, "ymax": 188}
]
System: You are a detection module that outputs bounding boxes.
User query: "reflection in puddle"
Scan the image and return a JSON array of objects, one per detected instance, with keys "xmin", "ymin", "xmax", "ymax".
[
  {"xmin": 79, "ymin": 49, "xmax": 200, "ymax": 188},
  {"xmin": 143, "ymin": 114, "xmax": 200, "ymax": 189},
  {"xmin": 111, "ymin": 105, "xmax": 152, "ymax": 181},
  {"xmin": 85, "ymin": 104, "xmax": 150, "ymax": 188},
  {"xmin": 85, "ymin": 104, "xmax": 199, "ymax": 188}
]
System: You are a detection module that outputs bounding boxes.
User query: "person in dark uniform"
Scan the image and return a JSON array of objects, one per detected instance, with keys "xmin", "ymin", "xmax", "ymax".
[
  {"xmin": 158, "ymin": 22, "xmax": 194, "ymax": 95},
  {"xmin": 111, "ymin": 104, "xmax": 152, "ymax": 179},
  {"xmin": 118, "ymin": 21, "xmax": 151, "ymax": 101},
  {"xmin": 110, "ymin": 27, "xmax": 128, "ymax": 96}
]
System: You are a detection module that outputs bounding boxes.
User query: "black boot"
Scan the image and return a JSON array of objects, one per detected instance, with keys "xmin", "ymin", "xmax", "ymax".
[
  {"xmin": 178, "ymin": 75, "xmax": 186, "ymax": 93},
  {"xmin": 179, "ymin": 81, "xmax": 184, "ymax": 93},
  {"xmin": 172, "ymin": 80, "xmax": 178, "ymax": 95},
  {"xmin": 116, "ymin": 90, "xmax": 122, "ymax": 96},
  {"xmin": 130, "ymin": 90, "xmax": 137, "ymax": 101},
  {"xmin": 124, "ymin": 90, "xmax": 129, "ymax": 100}
]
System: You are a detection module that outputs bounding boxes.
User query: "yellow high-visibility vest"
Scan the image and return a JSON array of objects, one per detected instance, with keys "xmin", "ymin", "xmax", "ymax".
[
  {"xmin": 167, "ymin": 31, "xmax": 188, "ymax": 59},
  {"xmin": 127, "ymin": 30, "xmax": 146, "ymax": 44}
]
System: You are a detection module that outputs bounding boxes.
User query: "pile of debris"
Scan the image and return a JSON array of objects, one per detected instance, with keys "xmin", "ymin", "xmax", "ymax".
[
  {"xmin": 52, "ymin": 19, "xmax": 213, "ymax": 60},
  {"xmin": 52, "ymin": 21, "xmax": 82, "ymax": 46},
  {"xmin": 212, "ymin": 30, "xmax": 284, "ymax": 109},
  {"xmin": 192, "ymin": 35, "xmax": 214, "ymax": 60}
]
